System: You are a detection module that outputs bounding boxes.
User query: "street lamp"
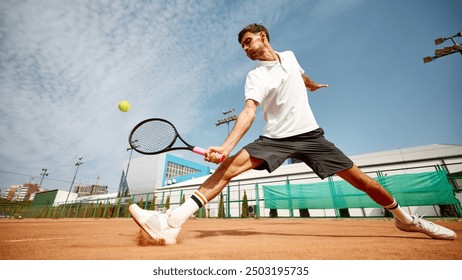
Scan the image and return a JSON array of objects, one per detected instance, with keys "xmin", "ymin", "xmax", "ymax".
[
  {"xmin": 39, "ymin": 168, "xmax": 48, "ymax": 187},
  {"xmin": 423, "ymin": 31, "xmax": 462, "ymax": 63},
  {"xmin": 215, "ymin": 108, "xmax": 238, "ymax": 135},
  {"xmin": 65, "ymin": 157, "xmax": 84, "ymax": 204},
  {"xmin": 120, "ymin": 140, "xmax": 138, "ymax": 197}
]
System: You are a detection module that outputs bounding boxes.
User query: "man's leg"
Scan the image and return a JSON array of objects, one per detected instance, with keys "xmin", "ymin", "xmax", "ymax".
[
  {"xmin": 336, "ymin": 165, "xmax": 412, "ymax": 222},
  {"xmin": 336, "ymin": 165, "xmax": 456, "ymax": 240},
  {"xmin": 129, "ymin": 149, "xmax": 263, "ymax": 244},
  {"xmin": 168, "ymin": 149, "xmax": 263, "ymax": 228}
]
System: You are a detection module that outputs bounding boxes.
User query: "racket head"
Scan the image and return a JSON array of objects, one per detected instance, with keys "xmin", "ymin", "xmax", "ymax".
[{"xmin": 128, "ymin": 118, "xmax": 179, "ymax": 155}]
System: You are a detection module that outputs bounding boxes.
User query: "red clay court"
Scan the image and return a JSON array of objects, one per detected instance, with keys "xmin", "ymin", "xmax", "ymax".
[{"xmin": 1, "ymin": 217, "xmax": 461, "ymax": 260}]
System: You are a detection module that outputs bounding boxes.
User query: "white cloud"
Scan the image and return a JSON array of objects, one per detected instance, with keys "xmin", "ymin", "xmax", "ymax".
[
  {"xmin": 1, "ymin": 0, "xmax": 461, "ymax": 193},
  {"xmin": 0, "ymin": 0, "xmax": 302, "ymax": 191}
]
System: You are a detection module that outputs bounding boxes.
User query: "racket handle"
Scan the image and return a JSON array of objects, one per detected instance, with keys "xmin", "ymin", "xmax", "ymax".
[{"xmin": 193, "ymin": 147, "xmax": 225, "ymax": 162}]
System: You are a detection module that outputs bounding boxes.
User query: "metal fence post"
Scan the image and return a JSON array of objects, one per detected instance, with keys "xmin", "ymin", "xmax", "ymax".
[{"xmin": 255, "ymin": 183, "xmax": 260, "ymax": 218}]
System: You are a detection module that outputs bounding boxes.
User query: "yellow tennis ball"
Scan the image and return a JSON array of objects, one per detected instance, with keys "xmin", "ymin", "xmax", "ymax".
[{"xmin": 118, "ymin": 100, "xmax": 130, "ymax": 112}]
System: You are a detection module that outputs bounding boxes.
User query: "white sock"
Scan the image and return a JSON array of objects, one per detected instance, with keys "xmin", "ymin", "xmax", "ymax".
[
  {"xmin": 167, "ymin": 191, "xmax": 207, "ymax": 228},
  {"xmin": 384, "ymin": 199, "xmax": 413, "ymax": 224}
]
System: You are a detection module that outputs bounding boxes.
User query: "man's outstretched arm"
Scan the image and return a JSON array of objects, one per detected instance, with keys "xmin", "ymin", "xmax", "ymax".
[{"xmin": 302, "ymin": 73, "xmax": 328, "ymax": 92}]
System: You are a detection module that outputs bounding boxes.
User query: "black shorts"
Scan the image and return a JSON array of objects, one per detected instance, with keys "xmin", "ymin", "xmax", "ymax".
[{"xmin": 243, "ymin": 128, "xmax": 353, "ymax": 179}]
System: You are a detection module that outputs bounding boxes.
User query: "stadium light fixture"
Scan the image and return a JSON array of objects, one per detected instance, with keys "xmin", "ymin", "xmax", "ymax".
[
  {"xmin": 423, "ymin": 56, "xmax": 433, "ymax": 63},
  {"xmin": 423, "ymin": 31, "xmax": 462, "ymax": 63},
  {"xmin": 452, "ymin": 45, "xmax": 462, "ymax": 51},
  {"xmin": 434, "ymin": 49, "xmax": 444, "ymax": 56},
  {"xmin": 434, "ymin": 37, "xmax": 445, "ymax": 45}
]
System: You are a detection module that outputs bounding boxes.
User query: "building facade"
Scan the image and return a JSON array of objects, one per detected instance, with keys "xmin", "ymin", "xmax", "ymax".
[
  {"xmin": 118, "ymin": 153, "xmax": 211, "ymax": 196},
  {"xmin": 4, "ymin": 183, "xmax": 41, "ymax": 202},
  {"xmin": 74, "ymin": 184, "xmax": 108, "ymax": 197}
]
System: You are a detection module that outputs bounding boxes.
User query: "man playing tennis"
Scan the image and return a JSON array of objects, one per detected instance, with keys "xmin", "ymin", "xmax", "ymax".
[{"xmin": 129, "ymin": 23, "xmax": 456, "ymax": 244}]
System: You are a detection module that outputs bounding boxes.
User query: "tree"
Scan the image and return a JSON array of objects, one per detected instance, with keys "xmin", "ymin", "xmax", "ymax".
[
  {"xmin": 194, "ymin": 207, "xmax": 201, "ymax": 218},
  {"xmin": 149, "ymin": 195, "xmax": 157, "ymax": 210},
  {"xmin": 165, "ymin": 195, "xmax": 171, "ymax": 209},
  {"xmin": 137, "ymin": 199, "xmax": 144, "ymax": 209},
  {"xmin": 181, "ymin": 194, "xmax": 186, "ymax": 205},
  {"xmin": 96, "ymin": 202, "xmax": 104, "ymax": 218},
  {"xmin": 241, "ymin": 191, "xmax": 249, "ymax": 218},
  {"xmin": 218, "ymin": 192, "xmax": 225, "ymax": 218}
]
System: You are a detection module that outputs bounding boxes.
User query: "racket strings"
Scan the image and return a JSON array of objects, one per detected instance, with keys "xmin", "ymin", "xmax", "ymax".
[{"xmin": 131, "ymin": 121, "xmax": 177, "ymax": 153}]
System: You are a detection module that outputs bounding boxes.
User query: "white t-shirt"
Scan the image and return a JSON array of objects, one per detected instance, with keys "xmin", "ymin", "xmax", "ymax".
[{"xmin": 245, "ymin": 51, "xmax": 319, "ymax": 138}]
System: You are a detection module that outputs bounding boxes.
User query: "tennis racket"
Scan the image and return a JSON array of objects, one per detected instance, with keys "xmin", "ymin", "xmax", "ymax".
[{"xmin": 128, "ymin": 118, "xmax": 225, "ymax": 162}]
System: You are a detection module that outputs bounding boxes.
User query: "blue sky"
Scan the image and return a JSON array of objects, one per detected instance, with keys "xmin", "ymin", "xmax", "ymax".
[{"xmin": 1, "ymin": 0, "xmax": 461, "ymax": 194}]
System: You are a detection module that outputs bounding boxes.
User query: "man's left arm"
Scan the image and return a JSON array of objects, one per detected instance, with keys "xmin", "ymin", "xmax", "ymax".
[{"xmin": 302, "ymin": 73, "xmax": 328, "ymax": 92}]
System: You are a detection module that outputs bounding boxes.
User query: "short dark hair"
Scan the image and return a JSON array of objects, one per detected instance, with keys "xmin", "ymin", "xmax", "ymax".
[{"xmin": 238, "ymin": 23, "xmax": 270, "ymax": 44}]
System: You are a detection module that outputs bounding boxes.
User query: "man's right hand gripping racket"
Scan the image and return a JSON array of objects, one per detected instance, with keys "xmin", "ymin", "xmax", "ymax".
[{"xmin": 128, "ymin": 118, "xmax": 225, "ymax": 163}]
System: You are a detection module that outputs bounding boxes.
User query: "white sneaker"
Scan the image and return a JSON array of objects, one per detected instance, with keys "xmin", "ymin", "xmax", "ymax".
[
  {"xmin": 394, "ymin": 214, "xmax": 457, "ymax": 240},
  {"xmin": 129, "ymin": 204, "xmax": 180, "ymax": 245}
]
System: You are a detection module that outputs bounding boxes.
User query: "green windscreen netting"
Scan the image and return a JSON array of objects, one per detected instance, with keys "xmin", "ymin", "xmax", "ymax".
[{"xmin": 262, "ymin": 170, "xmax": 459, "ymax": 209}]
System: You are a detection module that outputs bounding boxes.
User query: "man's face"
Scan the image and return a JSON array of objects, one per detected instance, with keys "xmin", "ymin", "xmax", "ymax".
[{"xmin": 240, "ymin": 31, "xmax": 265, "ymax": 60}]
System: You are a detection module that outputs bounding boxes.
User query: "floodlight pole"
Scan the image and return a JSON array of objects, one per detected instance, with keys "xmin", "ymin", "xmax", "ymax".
[
  {"xmin": 215, "ymin": 108, "xmax": 238, "ymax": 136},
  {"xmin": 121, "ymin": 140, "xmax": 138, "ymax": 197},
  {"xmin": 39, "ymin": 168, "xmax": 49, "ymax": 187},
  {"xmin": 423, "ymin": 31, "xmax": 462, "ymax": 63},
  {"xmin": 65, "ymin": 157, "xmax": 84, "ymax": 204}
]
